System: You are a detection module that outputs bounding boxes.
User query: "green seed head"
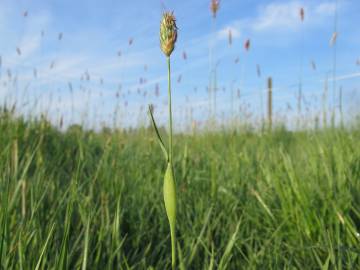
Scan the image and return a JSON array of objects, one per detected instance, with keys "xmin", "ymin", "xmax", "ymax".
[{"xmin": 160, "ymin": 12, "xmax": 178, "ymax": 57}]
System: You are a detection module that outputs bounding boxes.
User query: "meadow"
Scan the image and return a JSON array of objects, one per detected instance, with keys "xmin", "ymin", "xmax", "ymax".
[
  {"xmin": 1, "ymin": 110, "xmax": 360, "ymax": 269},
  {"xmin": 0, "ymin": 1, "xmax": 360, "ymax": 269}
]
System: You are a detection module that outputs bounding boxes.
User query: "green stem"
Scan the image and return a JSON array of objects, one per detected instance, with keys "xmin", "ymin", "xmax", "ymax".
[
  {"xmin": 167, "ymin": 56, "xmax": 175, "ymax": 270},
  {"xmin": 168, "ymin": 57, "xmax": 173, "ymax": 164},
  {"xmin": 170, "ymin": 219, "xmax": 176, "ymax": 270}
]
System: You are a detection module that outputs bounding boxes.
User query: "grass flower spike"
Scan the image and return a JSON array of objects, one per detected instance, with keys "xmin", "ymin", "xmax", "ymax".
[
  {"xmin": 210, "ymin": 0, "xmax": 220, "ymax": 18},
  {"xmin": 160, "ymin": 12, "xmax": 178, "ymax": 57}
]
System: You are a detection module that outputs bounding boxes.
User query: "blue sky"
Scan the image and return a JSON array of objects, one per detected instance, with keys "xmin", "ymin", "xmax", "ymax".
[{"xmin": 0, "ymin": 0, "xmax": 359, "ymax": 130}]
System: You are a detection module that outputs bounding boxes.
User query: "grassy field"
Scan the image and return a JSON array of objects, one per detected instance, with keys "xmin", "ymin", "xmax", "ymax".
[{"xmin": 1, "ymin": 111, "xmax": 360, "ymax": 269}]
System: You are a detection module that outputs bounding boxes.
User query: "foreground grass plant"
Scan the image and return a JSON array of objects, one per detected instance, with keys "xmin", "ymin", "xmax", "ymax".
[{"xmin": 148, "ymin": 11, "xmax": 178, "ymax": 269}]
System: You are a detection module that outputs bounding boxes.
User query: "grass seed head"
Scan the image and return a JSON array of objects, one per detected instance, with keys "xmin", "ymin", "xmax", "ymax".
[
  {"xmin": 330, "ymin": 32, "xmax": 338, "ymax": 46},
  {"xmin": 228, "ymin": 29, "xmax": 232, "ymax": 46},
  {"xmin": 244, "ymin": 39, "xmax": 251, "ymax": 51},
  {"xmin": 210, "ymin": 0, "xmax": 220, "ymax": 18},
  {"xmin": 256, "ymin": 64, "xmax": 261, "ymax": 78},
  {"xmin": 311, "ymin": 60, "xmax": 316, "ymax": 70},
  {"xmin": 160, "ymin": 12, "xmax": 178, "ymax": 57},
  {"xmin": 300, "ymin": 7, "xmax": 305, "ymax": 22}
]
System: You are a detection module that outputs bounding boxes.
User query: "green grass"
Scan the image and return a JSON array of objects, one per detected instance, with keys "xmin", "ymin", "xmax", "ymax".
[{"xmin": 1, "ymin": 111, "xmax": 360, "ymax": 269}]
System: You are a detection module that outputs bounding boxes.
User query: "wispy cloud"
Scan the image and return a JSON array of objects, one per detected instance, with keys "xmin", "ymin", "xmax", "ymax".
[
  {"xmin": 252, "ymin": 1, "xmax": 303, "ymax": 32},
  {"xmin": 315, "ymin": 2, "xmax": 337, "ymax": 16},
  {"xmin": 224, "ymin": 1, "xmax": 342, "ymax": 35}
]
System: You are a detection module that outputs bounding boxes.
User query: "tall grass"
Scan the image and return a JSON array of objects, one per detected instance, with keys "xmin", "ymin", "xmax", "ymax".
[{"xmin": 0, "ymin": 110, "xmax": 360, "ymax": 269}]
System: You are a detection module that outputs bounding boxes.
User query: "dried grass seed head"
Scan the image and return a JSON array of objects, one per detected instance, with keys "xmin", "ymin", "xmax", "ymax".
[
  {"xmin": 160, "ymin": 12, "xmax": 178, "ymax": 57},
  {"xmin": 228, "ymin": 29, "xmax": 232, "ymax": 46},
  {"xmin": 300, "ymin": 7, "xmax": 305, "ymax": 22},
  {"xmin": 210, "ymin": 0, "xmax": 220, "ymax": 18},
  {"xmin": 244, "ymin": 39, "xmax": 251, "ymax": 51}
]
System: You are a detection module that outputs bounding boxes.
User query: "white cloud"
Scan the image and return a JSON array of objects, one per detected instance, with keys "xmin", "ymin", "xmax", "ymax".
[
  {"xmin": 246, "ymin": 1, "xmax": 341, "ymax": 33},
  {"xmin": 315, "ymin": 2, "xmax": 337, "ymax": 16},
  {"xmin": 327, "ymin": 72, "xmax": 360, "ymax": 82},
  {"xmin": 204, "ymin": 0, "xmax": 345, "ymax": 52},
  {"xmin": 252, "ymin": 1, "xmax": 302, "ymax": 32}
]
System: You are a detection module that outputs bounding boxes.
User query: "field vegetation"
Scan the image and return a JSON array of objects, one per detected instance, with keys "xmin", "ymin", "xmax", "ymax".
[{"xmin": 1, "ymin": 111, "xmax": 360, "ymax": 269}]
